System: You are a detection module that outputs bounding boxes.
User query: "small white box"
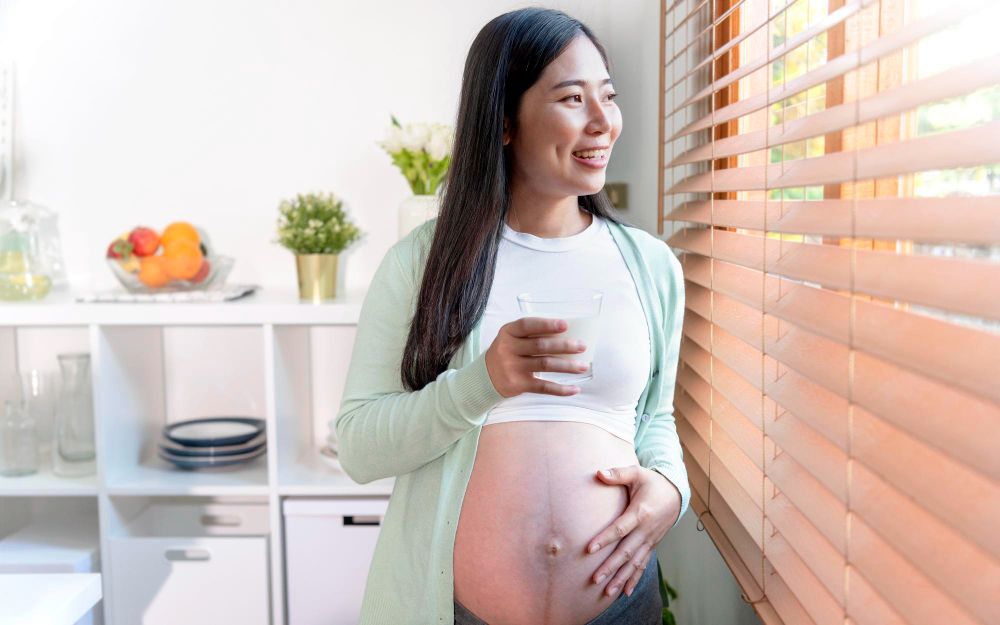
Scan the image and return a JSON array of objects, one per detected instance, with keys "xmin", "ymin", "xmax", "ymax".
[
  {"xmin": 283, "ymin": 498, "xmax": 388, "ymax": 625},
  {"xmin": 0, "ymin": 519, "xmax": 102, "ymax": 624},
  {"xmin": 0, "ymin": 518, "xmax": 99, "ymax": 574}
]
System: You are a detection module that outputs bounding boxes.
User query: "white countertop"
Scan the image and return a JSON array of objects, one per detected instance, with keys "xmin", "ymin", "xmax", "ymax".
[
  {"xmin": 0, "ymin": 284, "xmax": 368, "ymax": 326},
  {"xmin": 0, "ymin": 573, "xmax": 102, "ymax": 625}
]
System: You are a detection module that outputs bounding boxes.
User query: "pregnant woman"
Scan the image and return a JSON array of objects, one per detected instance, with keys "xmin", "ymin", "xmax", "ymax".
[{"xmin": 334, "ymin": 8, "xmax": 689, "ymax": 625}]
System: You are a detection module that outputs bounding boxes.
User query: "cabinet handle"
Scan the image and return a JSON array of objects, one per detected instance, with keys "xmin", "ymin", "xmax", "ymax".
[
  {"xmin": 200, "ymin": 513, "xmax": 242, "ymax": 528},
  {"xmin": 165, "ymin": 548, "xmax": 212, "ymax": 562},
  {"xmin": 344, "ymin": 515, "xmax": 381, "ymax": 526}
]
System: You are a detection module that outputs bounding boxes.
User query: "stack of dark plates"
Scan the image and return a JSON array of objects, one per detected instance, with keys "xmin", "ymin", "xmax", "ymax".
[{"xmin": 158, "ymin": 416, "xmax": 266, "ymax": 470}]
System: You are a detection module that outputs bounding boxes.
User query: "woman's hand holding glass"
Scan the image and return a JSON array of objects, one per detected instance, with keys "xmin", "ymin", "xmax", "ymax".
[{"xmin": 484, "ymin": 317, "xmax": 588, "ymax": 398}]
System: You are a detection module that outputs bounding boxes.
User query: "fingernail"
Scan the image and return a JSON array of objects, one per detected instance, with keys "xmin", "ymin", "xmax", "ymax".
[
  {"xmin": 609, "ymin": 586, "xmax": 619, "ymax": 596},
  {"xmin": 588, "ymin": 542, "xmax": 599, "ymax": 553},
  {"xmin": 596, "ymin": 573, "xmax": 606, "ymax": 584},
  {"xmin": 625, "ymin": 588, "xmax": 632, "ymax": 597},
  {"xmin": 571, "ymin": 386, "xmax": 581, "ymax": 393},
  {"xmin": 600, "ymin": 469, "xmax": 612, "ymax": 478}
]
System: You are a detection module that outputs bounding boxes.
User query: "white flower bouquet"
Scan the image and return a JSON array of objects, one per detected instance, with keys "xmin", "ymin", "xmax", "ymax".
[{"xmin": 378, "ymin": 115, "xmax": 454, "ymax": 196}]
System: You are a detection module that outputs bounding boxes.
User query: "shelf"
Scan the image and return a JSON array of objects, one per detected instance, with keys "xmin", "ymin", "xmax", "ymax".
[
  {"xmin": 0, "ymin": 457, "xmax": 97, "ymax": 497},
  {"xmin": 277, "ymin": 451, "xmax": 394, "ymax": 496},
  {"xmin": 104, "ymin": 455, "xmax": 270, "ymax": 496},
  {"xmin": 0, "ymin": 284, "xmax": 367, "ymax": 326}
]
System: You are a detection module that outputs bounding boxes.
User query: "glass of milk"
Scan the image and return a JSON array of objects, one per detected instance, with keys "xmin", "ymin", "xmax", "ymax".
[{"xmin": 516, "ymin": 288, "xmax": 603, "ymax": 384}]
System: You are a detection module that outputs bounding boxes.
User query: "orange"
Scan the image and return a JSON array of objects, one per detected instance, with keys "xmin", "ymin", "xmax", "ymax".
[
  {"xmin": 163, "ymin": 239, "xmax": 204, "ymax": 281},
  {"xmin": 160, "ymin": 221, "xmax": 200, "ymax": 249},
  {"xmin": 138, "ymin": 256, "xmax": 170, "ymax": 287}
]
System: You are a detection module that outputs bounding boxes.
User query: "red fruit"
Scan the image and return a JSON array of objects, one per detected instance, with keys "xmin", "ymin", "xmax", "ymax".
[
  {"xmin": 128, "ymin": 227, "xmax": 160, "ymax": 257},
  {"xmin": 106, "ymin": 239, "xmax": 133, "ymax": 259},
  {"xmin": 190, "ymin": 258, "xmax": 210, "ymax": 283}
]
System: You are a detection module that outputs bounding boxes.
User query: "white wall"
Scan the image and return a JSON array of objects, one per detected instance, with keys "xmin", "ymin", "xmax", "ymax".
[
  {"xmin": 1, "ymin": 1, "xmax": 759, "ymax": 623},
  {"xmin": 0, "ymin": 0, "xmax": 607, "ymax": 292}
]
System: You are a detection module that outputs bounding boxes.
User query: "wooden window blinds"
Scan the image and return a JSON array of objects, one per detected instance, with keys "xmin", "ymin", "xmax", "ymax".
[{"xmin": 658, "ymin": 0, "xmax": 999, "ymax": 623}]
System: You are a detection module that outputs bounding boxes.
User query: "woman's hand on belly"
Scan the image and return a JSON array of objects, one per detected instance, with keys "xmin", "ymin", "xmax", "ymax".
[{"xmin": 586, "ymin": 465, "xmax": 682, "ymax": 598}]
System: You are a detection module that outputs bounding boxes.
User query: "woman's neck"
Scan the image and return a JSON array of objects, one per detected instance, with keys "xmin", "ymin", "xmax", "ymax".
[{"xmin": 506, "ymin": 191, "xmax": 592, "ymax": 238}]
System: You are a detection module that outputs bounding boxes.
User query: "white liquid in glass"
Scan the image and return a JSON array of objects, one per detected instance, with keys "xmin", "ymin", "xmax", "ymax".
[{"xmin": 532, "ymin": 313, "xmax": 599, "ymax": 384}]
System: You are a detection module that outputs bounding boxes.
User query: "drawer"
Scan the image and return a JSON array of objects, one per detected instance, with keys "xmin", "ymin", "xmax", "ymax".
[
  {"xmin": 109, "ymin": 536, "xmax": 269, "ymax": 625},
  {"xmin": 283, "ymin": 498, "xmax": 388, "ymax": 625},
  {"xmin": 124, "ymin": 500, "xmax": 269, "ymax": 537}
]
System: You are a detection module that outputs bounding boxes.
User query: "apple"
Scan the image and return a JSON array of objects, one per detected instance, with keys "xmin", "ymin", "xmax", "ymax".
[
  {"xmin": 106, "ymin": 238, "xmax": 133, "ymax": 259},
  {"xmin": 128, "ymin": 227, "xmax": 160, "ymax": 257}
]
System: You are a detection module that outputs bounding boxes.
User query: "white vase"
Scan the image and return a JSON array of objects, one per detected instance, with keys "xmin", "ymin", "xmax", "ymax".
[{"xmin": 397, "ymin": 194, "xmax": 440, "ymax": 240}]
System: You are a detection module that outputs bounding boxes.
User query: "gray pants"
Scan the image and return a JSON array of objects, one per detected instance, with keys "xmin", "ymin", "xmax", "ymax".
[{"xmin": 454, "ymin": 556, "xmax": 662, "ymax": 624}]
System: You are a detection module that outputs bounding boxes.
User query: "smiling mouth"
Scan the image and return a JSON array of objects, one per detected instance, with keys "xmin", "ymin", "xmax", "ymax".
[{"xmin": 571, "ymin": 148, "xmax": 609, "ymax": 159}]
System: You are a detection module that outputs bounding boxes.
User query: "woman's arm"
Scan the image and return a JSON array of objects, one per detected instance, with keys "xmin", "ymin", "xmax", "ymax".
[
  {"xmin": 635, "ymin": 248, "xmax": 690, "ymax": 530},
  {"xmin": 331, "ymin": 243, "xmax": 504, "ymax": 484}
]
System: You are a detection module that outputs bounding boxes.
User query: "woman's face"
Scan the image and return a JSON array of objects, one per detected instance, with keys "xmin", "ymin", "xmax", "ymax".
[{"xmin": 504, "ymin": 35, "xmax": 622, "ymax": 199}]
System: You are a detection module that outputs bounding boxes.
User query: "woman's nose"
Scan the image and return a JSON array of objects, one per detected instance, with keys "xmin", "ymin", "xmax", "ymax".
[{"xmin": 586, "ymin": 99, "xmax": 613, "ymax": 135}]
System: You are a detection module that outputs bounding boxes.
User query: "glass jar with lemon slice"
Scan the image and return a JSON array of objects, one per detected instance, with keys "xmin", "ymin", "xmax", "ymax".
[{"xmin": 0, "ymin": 224, "xmax": 52, "ymax": 301}]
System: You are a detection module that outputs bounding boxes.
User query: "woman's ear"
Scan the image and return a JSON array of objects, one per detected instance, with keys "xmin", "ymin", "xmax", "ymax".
[{"xmin": 502, "ymin": 117, "xmax": 511, "ymax": 146}]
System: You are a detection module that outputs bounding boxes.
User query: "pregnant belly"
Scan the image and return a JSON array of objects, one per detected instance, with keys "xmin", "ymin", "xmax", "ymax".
[{"xmin": 453, "ymin": 420, "xmax": 640, "ymax": 625}]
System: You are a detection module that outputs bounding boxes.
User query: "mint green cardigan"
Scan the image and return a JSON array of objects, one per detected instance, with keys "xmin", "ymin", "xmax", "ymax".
[{"xmin": 332, "ymin": 216, "xmax": 689, "ymax": 624}]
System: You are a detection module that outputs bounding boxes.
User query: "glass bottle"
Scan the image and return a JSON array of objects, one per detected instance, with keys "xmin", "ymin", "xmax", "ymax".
[
  {"xmin": 53, "ymin": 352, "xmax": 96, "ymax": 477},
  {"xmin": 0, "ymin": 399, "xmax": 39, "ymax": 477}
]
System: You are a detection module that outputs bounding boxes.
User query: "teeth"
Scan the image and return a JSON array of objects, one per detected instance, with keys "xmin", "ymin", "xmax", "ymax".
[{"xmin": 573, "ymin": 149, "xmax": 607, "ymax": 159}]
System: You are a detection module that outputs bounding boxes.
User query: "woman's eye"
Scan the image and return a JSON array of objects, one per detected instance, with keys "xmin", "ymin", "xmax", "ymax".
[{"xmin": 562, "ymin": 93, "xmax": 618, "ymax": 103}]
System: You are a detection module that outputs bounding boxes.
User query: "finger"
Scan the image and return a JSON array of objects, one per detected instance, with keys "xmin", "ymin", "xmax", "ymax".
[
  {"xmin": 598, "ymin": 539, "xmax": 649, "ymax": 597},
  {"xmin": 591, "ymin": 531, "xmax": 644, "ymax": 585},
  {"xmin": 588, "ymin": 503, "xmax": 643, "ymax": 554},
  {"xmin": 528, "ymin": 355, "xmax": 589, "ymax": 374},
  {"xmin": 595, "ymin": 465, "xmax": 643, "ymax": 485},
  {"xmin": 513, "ymin": 316, "xmax": 567, "ymax": 338},
  {"xmin": 513, "ymin": 335, "xmax": 586, "ymax": 356},
  {"xmin": 623, "ymin": 552, "xmax": 650, "ymax": 597}
]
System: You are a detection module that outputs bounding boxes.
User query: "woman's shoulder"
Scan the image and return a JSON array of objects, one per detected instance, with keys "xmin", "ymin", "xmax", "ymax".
[
  {"xmin": 385, "ymin": 217, "xmax": 437, "ymax": 284},
  {"xmin": 609, "ymin": 219, "xmax": 683, "ymax": 278}
]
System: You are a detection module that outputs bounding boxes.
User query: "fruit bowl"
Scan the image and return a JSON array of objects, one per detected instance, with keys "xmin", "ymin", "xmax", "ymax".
[{"xmin": 107, "ymin": 255, "xmax": 234, "ymax": 293}]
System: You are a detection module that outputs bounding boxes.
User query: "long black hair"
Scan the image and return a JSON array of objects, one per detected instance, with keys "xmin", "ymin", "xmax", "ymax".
[{"xmin": 401, "ymin": 7, "xmax": 628, "ymax": 391}]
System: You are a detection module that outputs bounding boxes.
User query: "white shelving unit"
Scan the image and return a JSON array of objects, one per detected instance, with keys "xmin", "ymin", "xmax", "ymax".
[{"xmin": 0, "ymin": 285, "xmax": 394, "ymax": 625}]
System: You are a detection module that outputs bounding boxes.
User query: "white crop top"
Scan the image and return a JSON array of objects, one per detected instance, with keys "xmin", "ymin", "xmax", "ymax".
[{"xmin": 478, "ymin": 212, "xmax": 651, "ymax": 443}]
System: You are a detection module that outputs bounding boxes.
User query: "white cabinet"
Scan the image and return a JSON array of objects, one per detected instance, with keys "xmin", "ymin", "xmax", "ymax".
[
  {"xmin": 109, "ymin": 536, "xmax": 269, "ymax": 625},
  {"xmin": 283, "ymin": 498, "xmax": 388, "ymax": 625},
  {"xmin": 0, "ymin": 289, "xmax": 395, "ymax": 625}
]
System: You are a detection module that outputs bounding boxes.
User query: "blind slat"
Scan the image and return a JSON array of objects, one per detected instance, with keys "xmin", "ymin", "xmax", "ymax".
[
  {"xmin": 666, "ymin": 196, "xmax": 1000, "ymax": 244},
  {"xmin": 667, "ymin": 121, "xmax": 1000, "ymax": 193},
  {"xmin": 669, "ymin": 55, "xmax": 1000, "ymax": 165},
  {"xmin": 669, "ymin": 227, "xmax": 1000, "ymax": 320},
  {"xmin": 853, "ymin": 463, "xmax": 1000, "ymax": 625},
  {"xmin": 668, "ymin": 0, "xmax": 989, "ymax": 138},
  {"xmin": 851, "ymin": 517, "xmax": 983, "ymax": 625}
]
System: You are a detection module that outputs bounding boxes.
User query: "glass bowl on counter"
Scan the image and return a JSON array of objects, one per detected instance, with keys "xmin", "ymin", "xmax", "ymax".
[{"xmin": 107, "ymin": 255, "xmax": 234, "ymax": 294}]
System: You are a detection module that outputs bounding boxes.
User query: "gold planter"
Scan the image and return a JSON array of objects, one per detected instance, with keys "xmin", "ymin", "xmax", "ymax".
[{"xmin": 295, "ymin": 254, "xmax": 338, "ymax": 302}]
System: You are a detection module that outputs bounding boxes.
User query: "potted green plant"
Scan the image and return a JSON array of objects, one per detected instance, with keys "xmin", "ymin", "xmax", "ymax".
[{"xmin": 273, "ymin": 192, "xmax": 361, "ymax": 302}]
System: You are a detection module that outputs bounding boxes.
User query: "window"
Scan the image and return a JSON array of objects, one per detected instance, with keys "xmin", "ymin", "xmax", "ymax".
[{"xmin": 660, "ymin": 0, "xmax": 999, "ymax": 622}]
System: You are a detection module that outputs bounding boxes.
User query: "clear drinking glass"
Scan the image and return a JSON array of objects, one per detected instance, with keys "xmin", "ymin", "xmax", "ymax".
[
  {"xmin": 17, "ymin": 368, "xmax": 56, "ymax": 453},
  {"xmin": 0, "ymin": 399, "xmax": 39, "ymax": 477},
  {"xmin": 53, "ymin": 352, "xmax": 96, "ymax": 477},
  {"xmin": 516, "ymin": 288, "xmax": 603, "ymax": 384}
]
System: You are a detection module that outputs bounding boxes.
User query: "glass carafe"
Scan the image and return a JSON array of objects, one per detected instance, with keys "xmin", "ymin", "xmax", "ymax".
[{"xmin": 53, "ymin": 352, "xmax": 96, "ymax": 477}]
